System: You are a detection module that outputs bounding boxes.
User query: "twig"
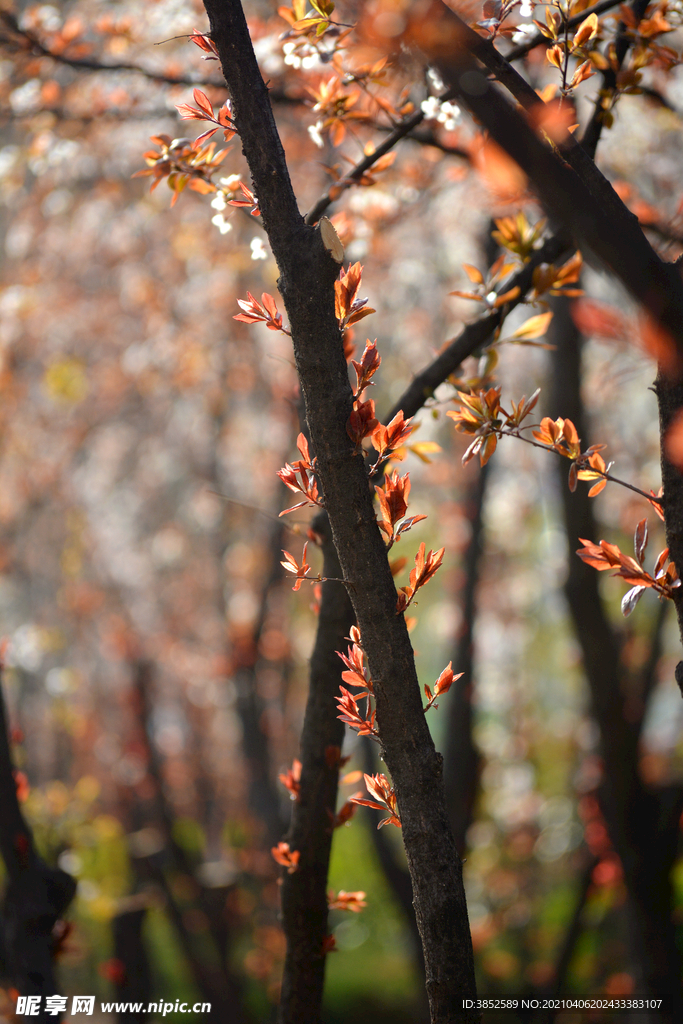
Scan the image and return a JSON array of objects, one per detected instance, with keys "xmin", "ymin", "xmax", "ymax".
[
  {"xmin": 382, "ymin": 232, "xmax": 571, "ymax": 428},
  {"xmin": 304, "ymin": 83, "xmax": 465, "ymax": 226},
  {"xmin": 0, "ymin": 10, "xmax": 224, "ymax": 89},
  {"xmin": 581, "ymin": 0, "xmax": 651, "ymax": 158},
  {"xmin": 500, "ymin": 427, "xmax": 663, "ymax": 506},
  {"xmin": 505, "ymin": 0, "xmax": 624, "ymax": 62},
  {"xmin": 305, "ymin": 103, "xmax": 431, "ymax": 224}
]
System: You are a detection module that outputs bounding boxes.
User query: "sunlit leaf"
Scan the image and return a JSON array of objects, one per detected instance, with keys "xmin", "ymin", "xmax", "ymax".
[{"xmin": 621, "ymin": 585, "xmax": 646, "ymax": 617}]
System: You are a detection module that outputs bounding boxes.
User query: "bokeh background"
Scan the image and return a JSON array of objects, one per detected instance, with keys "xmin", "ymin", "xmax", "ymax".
[{"xmin": 1, "ymin": 0, "xmax": 683, "ymax": 1020}]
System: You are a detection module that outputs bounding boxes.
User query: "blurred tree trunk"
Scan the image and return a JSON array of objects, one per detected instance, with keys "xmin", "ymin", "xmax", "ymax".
[
  {"xmin": 549, "ymin": 297, "xmax": 683, "ymax": 1018},
  {"xmin": 112, "ymin": 905, "xmax": 152, "ymax": 1024},
  {"xmin": 0, "ymin": 667, "xmax": 76, "ymax": 1021},
  {"xmin": 132, "ymin": 661, "xmax": 251, "ymax": 1024},
  {"xmin": 444, "ymin": 462, "xmax": 487, "ymax": 853},
  {"xmin": 279, "ymin": 518, "xmax": 353, "ymax": 1022}
]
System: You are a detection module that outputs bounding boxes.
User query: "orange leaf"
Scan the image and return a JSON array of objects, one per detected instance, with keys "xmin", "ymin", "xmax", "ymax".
[
  {"xmin": 193, "ymin": 88, "xmax": 215, "ymax": 117},
  {"xmin": 587, "ymin": 477, "xmax": 607, "ymax": 497},
  {"xmin": 573, "ymin": 13, "xmax": 598, "ymax": 48},
  {"xmin": 462, "ymin": 264, "xmax": 485, "ymax": 285}
]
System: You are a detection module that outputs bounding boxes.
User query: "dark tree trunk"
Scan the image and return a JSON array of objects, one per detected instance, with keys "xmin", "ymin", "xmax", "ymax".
[
  {"xmin": 550, "ymin": 299, "xmax": 682, "ymax": 1018},
  {"xmin": 201, "ymin": 2, "xmax": 480, "ymax": 1020},
  {"xmin": 443, "ymin": 463, "xmax": 487, "ymax": 854},
  {"xmin": 279, "ymin": 520, "xmax": 353, "ymax": 1023},
  {"xmin": 113, "ymin": 906, "xmax": 152, "ymax": 1024},
  {"xmin": 0, "ymin": 668, "xmax": 76, "ymax": 1021}
]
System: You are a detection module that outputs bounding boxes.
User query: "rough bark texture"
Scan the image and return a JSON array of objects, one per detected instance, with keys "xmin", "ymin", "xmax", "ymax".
[
  {"xmin": 201, "ymin": 2, "xmax": 480, "ymax": 1020},
  {"xmin": 0, "ymin": 670, "xmax": 76, "ymax": 1019},
  {"xmin": 550, "ymin": 300, "xmax": 683, "ymax": 1018}
]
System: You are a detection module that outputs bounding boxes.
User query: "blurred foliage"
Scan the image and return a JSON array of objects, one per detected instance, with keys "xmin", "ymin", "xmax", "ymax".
[{"xmin": 0, "ymin": 0, "xmax": 681, "ymax": 1018}]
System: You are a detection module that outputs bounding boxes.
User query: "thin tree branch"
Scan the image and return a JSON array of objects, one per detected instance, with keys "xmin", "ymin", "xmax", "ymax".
[
  {"xmin": 500, "ymin": 428, "xmax": 665, "ymax": 507},
  {"xmin": 0, "ymin": 11, "xmax": 224, "ymax": 89},
  {"xmin": 305, "ymin": 102, "xmax": 439, "ymax": 224},
  {"xmin": 504, "ymin": 0, "xmax": 624, "ymax": 62},
  {"xmin": 413, "ymin": 4, "xmax": 683, "ymax": 360},
  {"xmin": 384, "ymin": 231, "xmax": 571, "ymax": 426},
  {"xmin": 581, "ymin": 0, "xmax": 651, "ymax": 158}
]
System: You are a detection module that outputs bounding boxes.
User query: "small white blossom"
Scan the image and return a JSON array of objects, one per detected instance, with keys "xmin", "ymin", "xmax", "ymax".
[
  {"xmin": 427, "ymin": 67, "xmax": 446, "ymax": 94},
  {"xmin": 211, "ymin": 213, "xmax": 233, "ymax": 235},
  {"xmin": 519, "ymin": 1, "xmax": 534, "ymax": 17},
  {"xmin": 283, "ymin": 40, "xmax": 318, "ymax": 68},
  {"xmin": 282, "ymin": 41, "xmax": 298, "ymax": 60},
  {"xmin": 308, "ymin": 121, "xmax": 325, "ymax": 149},
  {"xmin": 219, "ymin": 174, "xmax": 242, "ymax": 192},
  {"xmin": 512, "ymin": 22, "xmax": 538, "ymax": 43},
  {"xmin": 439, "ymin": 101, "xmax": 461, "ymax": 131},
  {"xmin": 421, "ymin": 96, "xmax": 461, "ymax": 131},
  {"xmin": 211, "ymin": 192, "xmax": 227, "ymax": 211},
  {"xmin": 420, "ymin": 96, "xmax": 442, "ymax": 120},
  {"xmin": 250, "ymin": 237, "xmax": 268, "ymax": 260}
]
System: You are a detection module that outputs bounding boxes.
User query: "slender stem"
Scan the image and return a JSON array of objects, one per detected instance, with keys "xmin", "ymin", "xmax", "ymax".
[
  {"xmin": 0, "ymin": 11, "xmax": 224, "ymax": 89},
  {"xmin": 560, "ymin": 4, "xmax": 569, "ymax": 98},
  {"xmin": 498, "ymin": 427, "xmax": 664, "ymax": 505},
  {"xmin": 505, "ymin": 0, "xmax": 623, "ymax": 62},
  {"xmin": 581, "ymin": 0, "xmax": 652, "ymax": 157},
  {"xmin": 304, "ymin": 87, "xmax": 460, "ymax": 225}
]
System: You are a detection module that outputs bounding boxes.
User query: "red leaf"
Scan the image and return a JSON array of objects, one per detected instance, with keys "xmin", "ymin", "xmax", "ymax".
[
  {"xmin": 193, "ymin": 88, "xmax": 215, "ymax": 117},
  {"xmin": 634, "ymin": 518, "xmax": 648, "ymax": 565}
]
